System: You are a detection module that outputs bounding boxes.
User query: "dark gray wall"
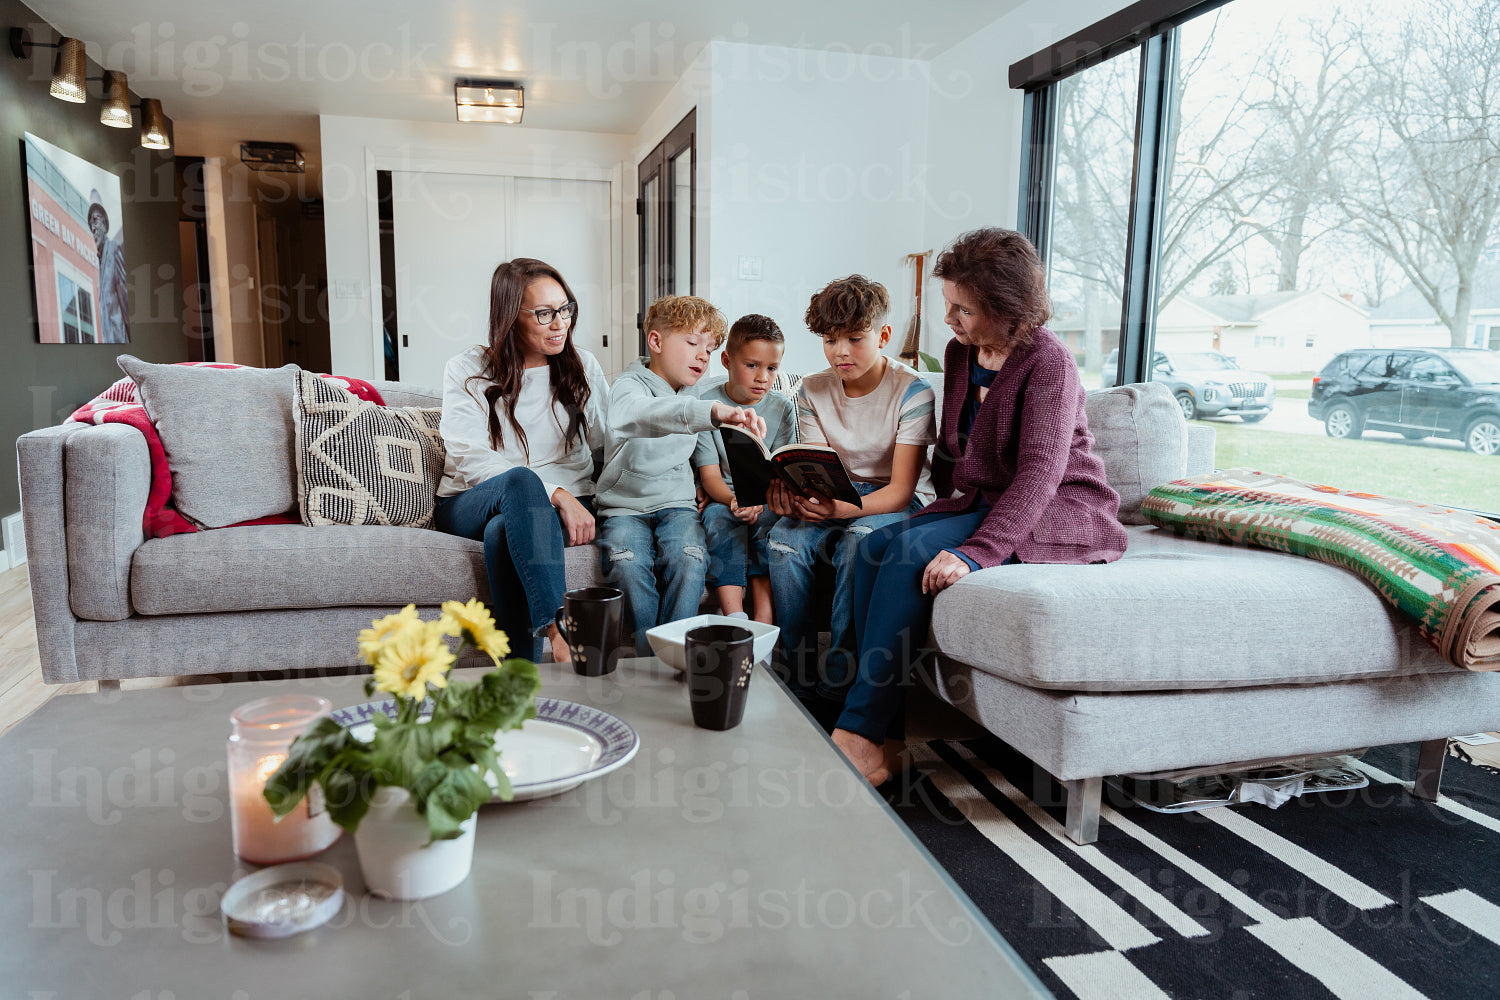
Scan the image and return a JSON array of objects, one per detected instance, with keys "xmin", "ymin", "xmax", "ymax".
[{"xmin": 1, "ymin": 0, "xmax": 183, "ymax": 519}]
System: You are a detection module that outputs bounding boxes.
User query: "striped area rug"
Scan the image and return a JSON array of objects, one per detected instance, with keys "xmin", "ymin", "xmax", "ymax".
[{"xmin": 888, "ymin": 737, "xmax": 1500, "ymax": 999}]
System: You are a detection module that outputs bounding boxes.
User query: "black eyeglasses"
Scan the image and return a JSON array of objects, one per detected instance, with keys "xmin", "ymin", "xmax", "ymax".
[{"xmin": 522, "ymin": 302, "xmax": 578, "ymax": 325}]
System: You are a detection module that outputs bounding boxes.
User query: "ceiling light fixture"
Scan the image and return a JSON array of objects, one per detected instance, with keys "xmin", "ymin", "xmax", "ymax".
[
  {"xmin": 100, "ymin": 70, "xmax": 132, "ymax": 127},
  {"xmin": 138, "ymin": 98, "xmax": 170, "ymax": 149},
  {"xmin": 455, "ymin": 79, "xmax": 523, "ymax": 124},
  {"xmin": 8, "ymin": 28, "xmax": 88, "ymax": 102},
  {"xmin": 240, "ymin": 141, "xmax": 306, "ymax": 173}
]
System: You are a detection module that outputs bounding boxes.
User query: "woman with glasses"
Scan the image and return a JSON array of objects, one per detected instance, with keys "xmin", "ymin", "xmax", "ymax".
[{"xmin": 436, "ymin": 257, "xmax": 610, "ymax": 664}]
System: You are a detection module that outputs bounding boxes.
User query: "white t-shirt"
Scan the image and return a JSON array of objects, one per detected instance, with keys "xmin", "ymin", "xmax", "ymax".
[
  {"xmin": 795, "ymin": 357, "xmax": 937, "ymax": 505},
  {"xmin": 437, "ymin": 345, "xmax": 610, "ymax": 501}
]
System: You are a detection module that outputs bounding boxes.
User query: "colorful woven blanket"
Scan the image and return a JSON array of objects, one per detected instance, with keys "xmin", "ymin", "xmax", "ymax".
[
  {"xmin": 1143, "ymin": 470, "xmax": 1500, "ymax": 672},
  {"xmin": 67, "ymin": 364, "xmax": 383, "ymax": 538}
]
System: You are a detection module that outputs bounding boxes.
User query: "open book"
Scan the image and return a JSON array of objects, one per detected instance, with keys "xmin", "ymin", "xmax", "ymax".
[{"xmin": 719, "ymin": 425, "xmax": 863, "ymax": 508}]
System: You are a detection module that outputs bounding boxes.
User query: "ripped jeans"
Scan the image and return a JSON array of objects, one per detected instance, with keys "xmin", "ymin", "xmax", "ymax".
[
  {"xmin": 767, "ymin": 481, "xmax": 923, "ymax": 703},
  {"xmin": 597, "ymin": 507, "xmax": 708, "ymax": 654}
]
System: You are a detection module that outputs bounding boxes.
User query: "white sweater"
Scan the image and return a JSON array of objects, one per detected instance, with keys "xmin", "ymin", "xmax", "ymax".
[{"xmin": 437, "ymin": 345, "xmax": 610, "ymax": 502}]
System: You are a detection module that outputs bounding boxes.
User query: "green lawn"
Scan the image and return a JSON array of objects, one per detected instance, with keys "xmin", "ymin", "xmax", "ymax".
[{"xmin": 1201, "ymin": 420, "xmax": 1499, "ymax": 512}]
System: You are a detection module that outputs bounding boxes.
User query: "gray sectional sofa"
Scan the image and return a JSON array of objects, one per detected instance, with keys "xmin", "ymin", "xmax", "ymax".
[{"xmin": 19, "ymin": 375, "xmax": 1497, "ymax": 842}]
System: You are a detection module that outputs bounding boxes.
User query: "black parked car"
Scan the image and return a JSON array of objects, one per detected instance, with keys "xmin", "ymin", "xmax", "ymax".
[{"xmin": 1307, "ymin": 347, "xmax": 1500, "ymax": 455}]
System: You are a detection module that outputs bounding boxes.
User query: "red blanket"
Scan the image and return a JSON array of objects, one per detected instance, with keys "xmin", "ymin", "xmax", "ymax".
[{"xmin": 67, "ymin": 364, "xmax": 384, "ymax": 538}]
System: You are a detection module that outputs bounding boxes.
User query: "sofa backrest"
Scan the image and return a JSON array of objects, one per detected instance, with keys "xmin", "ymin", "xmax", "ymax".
[
  {"xmin": 373, "ymin": 379, "xmax": 442, "ymax": 409},
  {"xmin": 1084, "ymin": 382, "xmax": 1190, "ymax": 525}
]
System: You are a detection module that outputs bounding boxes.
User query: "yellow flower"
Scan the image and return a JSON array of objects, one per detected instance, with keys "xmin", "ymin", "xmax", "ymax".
[
  {"xmin": 358, "ymin": 604, "xmax": 422, "ymax": 666},
  {"xmin": 440, "ymin": 599, "xmax": 511, "ymax": 662},
  {"xmin": 372, "ymin": 621, "xmax": 456, "ymax": 700}
]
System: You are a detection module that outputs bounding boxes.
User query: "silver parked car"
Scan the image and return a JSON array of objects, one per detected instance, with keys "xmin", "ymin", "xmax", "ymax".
[{"xmin": 1102, "ymin": 349, "xmax": 1276, "ymax": 422}]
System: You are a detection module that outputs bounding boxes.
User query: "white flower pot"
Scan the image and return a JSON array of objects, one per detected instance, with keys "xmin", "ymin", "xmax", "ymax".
[{"xmin": 353, "ymin": 787, "xmax": 476, "ymax": 900}]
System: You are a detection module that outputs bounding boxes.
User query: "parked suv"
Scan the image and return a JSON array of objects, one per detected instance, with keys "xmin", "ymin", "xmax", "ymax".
[
  {"xmin": 1102, "ymin": 349, "xmax": 1276, "ymax": 421},
  {"xmin": 1307, "ymin": 347, "xmax": 1500, "ymax": 455}
]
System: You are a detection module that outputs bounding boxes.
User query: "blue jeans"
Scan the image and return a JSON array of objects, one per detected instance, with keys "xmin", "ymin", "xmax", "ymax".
[
  {"xmin": 701, "ymin": 502, "xmax": 778, "ymax": 588},
  {"xmin": 435, "ymin": 467, "xmax": 573, "ymax": 662},
  {"xmin": 841, "ymin": 507, "xmax": 997, "ymax": 743},
  {"xmin": 767, "ymin": 481, "xmax": 924, "ymax": 700},
  {"xmin": 597, "ymin": 508, "xmax": 708, "ymax": 654}
]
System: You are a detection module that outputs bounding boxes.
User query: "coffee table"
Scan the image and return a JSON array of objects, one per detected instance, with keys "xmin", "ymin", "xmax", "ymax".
[{"xmin": 1, "ymin": 657, "xmax": 1049, "ymax": 997}]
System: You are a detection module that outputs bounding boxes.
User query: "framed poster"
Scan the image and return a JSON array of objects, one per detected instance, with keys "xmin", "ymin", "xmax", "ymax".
[{"xmin": 23, "ymin": 132, "xmax": 130, "ymax": 344}]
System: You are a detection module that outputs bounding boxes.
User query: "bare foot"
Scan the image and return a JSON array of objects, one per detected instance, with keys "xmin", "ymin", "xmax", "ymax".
[
  {"xmin": 547, "ymin": 624, "xmax": 570, "ymax": 666},
  {"xmin": 832, "ymin": 728, "xmax": 890, "ymax": 786}
]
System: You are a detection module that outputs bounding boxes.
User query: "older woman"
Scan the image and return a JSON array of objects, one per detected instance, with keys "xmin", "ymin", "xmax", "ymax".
[
  {"xmin": 436, "ymin": 257, "xmax": 610, "ymax": 664},
  {"xmin": 830, "ymin": 228, "xmax": 1129, "ymax": 784}
]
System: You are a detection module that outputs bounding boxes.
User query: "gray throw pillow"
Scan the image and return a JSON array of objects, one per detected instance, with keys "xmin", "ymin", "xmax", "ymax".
[
  {"xmin": 1084, "ymin": 381, "xmax": 1189, "ymax": 525},
  {"xmin": 116, "ymin": 355, "xmax": 299, "ymax": 528},
  {"xmin": 293, "ymin": 369, "xmax": 446, "ymax": 528}
]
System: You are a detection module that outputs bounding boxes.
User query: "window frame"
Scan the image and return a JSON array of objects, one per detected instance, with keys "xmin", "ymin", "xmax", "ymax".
[{"xmin": 1012, "ymin": 0, "xmax": 1230, "ymax": 389}]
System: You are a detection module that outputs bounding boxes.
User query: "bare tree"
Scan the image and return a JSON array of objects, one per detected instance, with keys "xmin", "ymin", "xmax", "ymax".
[
  {"xmin": 1337, "ymin": 0, "xmax": 1500, "ymax": 347},
  {"xmin": 1229, "ymin": 13, "xmax": 1361, "ymax": 291}
]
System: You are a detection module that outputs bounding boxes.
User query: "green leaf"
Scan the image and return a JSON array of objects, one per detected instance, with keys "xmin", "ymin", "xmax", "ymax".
[
  {"xmin": 451, "ymin": 659, "xmax": 542, "ymax": 733},
  {"xmin": 414, "ymin": 763, "xmax": 490, "ymax": 842},
  {"xmin": 262, "ymin": 717, "xmax": 350, "ymax": 818},
  {"xmin": 366, "ymin": 718, "xmax": 432, "ymax": 790},
  {"xmin": 322, "ymin": 767, "xmax": 376, "ymax": 832},
  {"xmin": 916, "ymin": 351, "xmax": 943, "ymax": 372}
]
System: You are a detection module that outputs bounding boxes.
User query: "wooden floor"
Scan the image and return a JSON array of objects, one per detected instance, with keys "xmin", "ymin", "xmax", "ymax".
[
  {"xmin": 4, "ymin": 562, "xmax": 1499, "ymax": 770},
  {"xmin": 0, "ymin": 563, "xmax": 187, "ymax": 736}
]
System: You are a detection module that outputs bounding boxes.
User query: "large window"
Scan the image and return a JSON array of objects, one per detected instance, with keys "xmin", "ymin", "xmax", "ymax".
[{"xmin": 1018, "ymin": 0, "xmax": 1500, "ymax": 512}]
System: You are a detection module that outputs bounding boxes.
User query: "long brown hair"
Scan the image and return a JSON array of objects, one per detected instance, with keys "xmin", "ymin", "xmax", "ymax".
[{"xmin": 466, "ymin": 258, "xmax": 592, "ymax": 459}]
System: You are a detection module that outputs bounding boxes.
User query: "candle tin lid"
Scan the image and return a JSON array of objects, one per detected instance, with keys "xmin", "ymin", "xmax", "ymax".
[{"xmin": 221, "ymin": 861, "xmax": 344, "ymax": 939}]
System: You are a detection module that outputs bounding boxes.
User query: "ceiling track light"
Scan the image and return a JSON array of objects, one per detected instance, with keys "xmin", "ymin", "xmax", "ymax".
[
  {"xmin": 455, "ymin": 78, "xmax": 524, "ymax": 124},
  {"xmin": 9, "ymin": 27, "xmax": 171, "ymax": 149}
]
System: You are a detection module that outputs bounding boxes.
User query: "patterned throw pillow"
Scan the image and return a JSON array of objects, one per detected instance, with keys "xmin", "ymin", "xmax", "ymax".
[{"xmin": 293, "ymin": 370, "xmax": 446, "ymax": 527}]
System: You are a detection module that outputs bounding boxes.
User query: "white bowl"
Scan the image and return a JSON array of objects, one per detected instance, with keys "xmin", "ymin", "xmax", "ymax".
[{"xmin": 645, "ymin": 614, "xmax": 780, "ymax": 672}]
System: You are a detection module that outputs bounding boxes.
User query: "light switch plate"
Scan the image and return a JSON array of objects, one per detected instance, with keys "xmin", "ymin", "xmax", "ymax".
[{"xmin": 737, "ymin": 256, "xmax": 762, "ymax": 281}]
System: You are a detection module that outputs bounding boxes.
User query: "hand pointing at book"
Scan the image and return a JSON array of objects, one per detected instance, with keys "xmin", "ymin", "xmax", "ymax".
[{"xmin": 711, "ymin": 402, "xmax": 767, "ymax": 440}]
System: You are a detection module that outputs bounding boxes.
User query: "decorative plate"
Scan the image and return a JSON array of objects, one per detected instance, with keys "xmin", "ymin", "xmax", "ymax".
[{"xmin": 331, "ymin": 697, "xmax": 640, "ymax": 802}]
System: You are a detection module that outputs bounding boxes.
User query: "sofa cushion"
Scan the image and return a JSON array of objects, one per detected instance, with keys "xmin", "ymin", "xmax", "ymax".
[
  {"xmin": 129, "ymin": 524, "xmax": 604, "ymax": 616},
  {"xmin": 293, "ymin": 370, "xmax": 445, "ymax": 528},
  {"xmin": 1084, "ymin": 383, "xmax": 1188, "ymax": 525},
  {"xmin": 930, "ymin": 524, "xmax": 1453, "ymax": 692},
  {"xmin": 116, "ymin": 355, "xmax": 299, "ymax": 528}
]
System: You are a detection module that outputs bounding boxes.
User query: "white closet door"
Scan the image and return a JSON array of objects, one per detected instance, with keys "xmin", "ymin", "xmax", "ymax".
[
  {"xmin": 390, "ymin": 171, "xmax": 508, "ymax": 391},
  {"xmin": 510, "ymin": 176, "xmax": 614, "ymax": 371}
]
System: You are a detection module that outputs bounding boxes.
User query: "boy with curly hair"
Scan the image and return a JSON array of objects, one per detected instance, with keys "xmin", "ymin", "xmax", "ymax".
[
  {"xmin": 766, "ymin": 276, "xmax": 936, "ymax": 724},
  {"xmin": 596, "ymin": 296, "xmax": 766, "ymax": 653}
]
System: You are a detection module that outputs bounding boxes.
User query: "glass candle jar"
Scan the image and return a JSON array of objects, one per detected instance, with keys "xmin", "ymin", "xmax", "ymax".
[{"xmin": 227, "ymin": 695, "xmax": 341, "ymax": 864}]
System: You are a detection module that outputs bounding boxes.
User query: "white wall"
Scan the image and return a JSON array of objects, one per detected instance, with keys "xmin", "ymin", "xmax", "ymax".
[
  {"xmin": 921, "ymin": 0, "xmax": 1125, "ymax": 354},
  {"xmin": 320, "ymin": 115, "xmax": 633, "ymax": 381},
  {"xmin": 700, "ymin": 41, "xmax": 931, "ymax": 377}
]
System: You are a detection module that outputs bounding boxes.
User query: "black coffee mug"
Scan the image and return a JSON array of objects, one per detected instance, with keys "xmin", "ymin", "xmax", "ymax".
[
  {"xmin": 555, "ymin": 587, "xmax": 624, "ymax": 676},
  {"xmin": 685, "ymin": 624, "xmax": 756, "ymax": 731}
]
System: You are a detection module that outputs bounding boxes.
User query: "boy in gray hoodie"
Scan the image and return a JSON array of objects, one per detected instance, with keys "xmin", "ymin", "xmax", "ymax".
[{"xmin": 595, "ymin": 296, "xmax": 766, "ymax": 652}]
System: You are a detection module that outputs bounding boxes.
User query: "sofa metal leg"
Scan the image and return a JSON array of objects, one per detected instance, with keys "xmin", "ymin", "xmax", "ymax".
[
  {"xmin": 1064, "ymin": 776, "xmax": 1102, "ymax": 845},
  {"xmin": 1412, "ymin": 738, "xmax": 1448, "ymax": 801}
]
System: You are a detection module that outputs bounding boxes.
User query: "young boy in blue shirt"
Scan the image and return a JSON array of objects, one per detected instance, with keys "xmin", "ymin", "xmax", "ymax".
[
  {"xmin": 766, "ymin": 276, "xmax": 936, "ymax": 723},
  {"xmin": 693, "ymin": 314, "xmax": 797, "ymax": 623},
  {"xmin": 595, "ymin": 296, "xmax": 766, "ymax": 653}
]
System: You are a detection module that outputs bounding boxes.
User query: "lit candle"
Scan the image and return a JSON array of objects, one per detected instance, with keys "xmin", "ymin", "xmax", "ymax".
[{"xmin": 228, "ymin": 697, "xmax": 341, "ymax": 864}]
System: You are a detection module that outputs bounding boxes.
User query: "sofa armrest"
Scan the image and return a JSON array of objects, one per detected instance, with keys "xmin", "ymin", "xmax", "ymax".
[
  {"xmin": 17, "ymin": 424, "xmax": 86, "ymax": 683},
  {"xmin": 64, "ymin": 424, "xmax": 149, "ymax": 622}
]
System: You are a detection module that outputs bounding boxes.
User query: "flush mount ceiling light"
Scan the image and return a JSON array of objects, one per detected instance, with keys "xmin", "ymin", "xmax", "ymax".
[
  {"xmin": 455, "ymin": 79, "xmax": 523, "ymax": 124},
  {"xmin": 240, "ymin": 141, "xmax": 305, "ymax": 172},
  {"xmin": 100, "ymin": 70, "xmax": 132, "ymax": 127}
]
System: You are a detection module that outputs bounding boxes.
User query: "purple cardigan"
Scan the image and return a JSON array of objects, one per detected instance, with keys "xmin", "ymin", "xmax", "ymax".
[{"xmin": 924, "ymin": 329, "xmax": 1128, "ymax": 568}]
